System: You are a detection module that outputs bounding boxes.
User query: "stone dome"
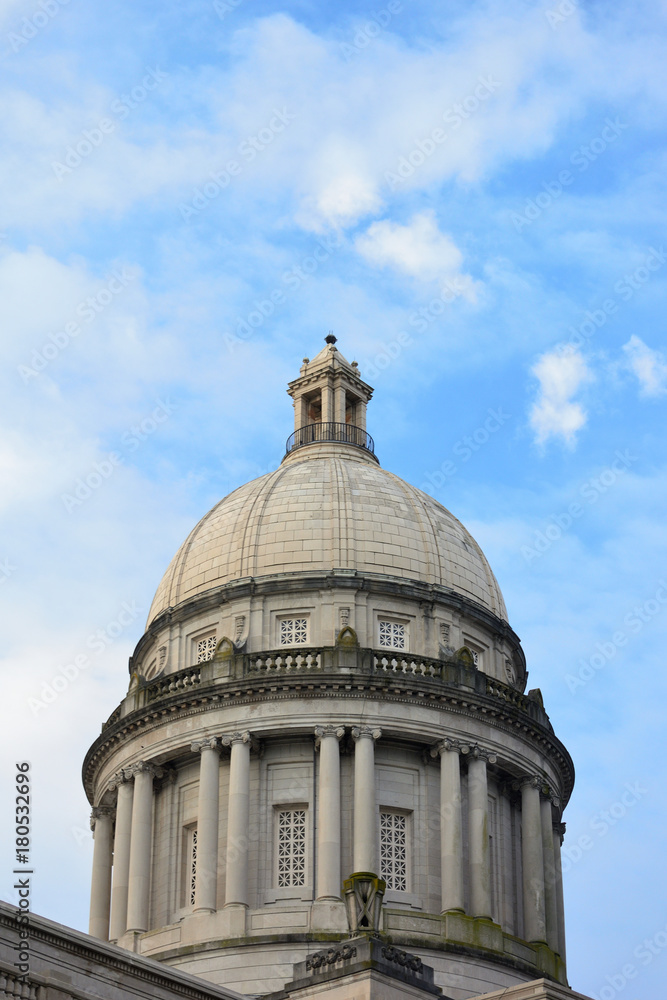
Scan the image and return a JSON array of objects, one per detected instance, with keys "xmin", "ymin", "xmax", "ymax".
[{"xmin": 147, "ymin": 442, "xmax": 507, "ymax": 627}]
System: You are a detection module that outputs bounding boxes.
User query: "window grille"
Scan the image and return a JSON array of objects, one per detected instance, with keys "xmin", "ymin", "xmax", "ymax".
[
  {"xmin": 277, "ymin": 809, "xmax": 306, "ymax": 887},
  {"xmin": 378, "ymin": 620, "xmax": 406, "ymax": 650},
  {"xmin": 196, "ymin": 635, "xmax": 217, "ymax": 663},
  {"xmin": 380, "ymin": 812, "xmax": 408, "ymax": 891},
  {"xmin": 189, "ymin": 828, "xmax": 198, "ymax": 906},
  {"xmin": 279, "ymin": 617, "xmax": 308, "ymax": 646}
]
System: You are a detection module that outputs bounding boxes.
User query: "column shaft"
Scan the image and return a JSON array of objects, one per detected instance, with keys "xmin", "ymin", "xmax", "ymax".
[
  {"xmin": 194, "ymin": 743, "xmax": 221, "ymax": 912},
  {"xmin": 88, "ymin": 810, "xmax": 113, "ymax": 939},
  {"xmin": 126, "ymin": 767, "xmax": 155, "ymax": 933},
  {"xmin": 109, "ymin": 780, "xmax": 133, "ymax": 940},
  {"xmin": 541, "ymin": 797, "xmax": 559, "ymax": 952},
  {"xmin": 521, "ymin": 780, "xmax": 546, "ymax": 943},
  {"xmin": 353, "ymin": 729, "xmax": 379, "ymax": 872},
  {"xmin": 316, "ymin": 728, "xmax": 343, "ymax": 899},
  {"xmin": 467, "ymin": 756, "xmax": 491, "ymax": 918},
  {"xmin": 553, "ymin": 824, "xmax": 567, "ymax": 963},
  {"xmin": 334, "ymin": 384, "xmax": 346, "ymax": 424},
  {"xmin": 224, "ymin": 735, "xmax": 251, "ymax": 906},
  {"xmin": 321, "ymin": 383, "xmax": 333, "ymax": 423},
  {"xmin": 440, "ymin": 749, "xmax": 464, "ymax": 912}
]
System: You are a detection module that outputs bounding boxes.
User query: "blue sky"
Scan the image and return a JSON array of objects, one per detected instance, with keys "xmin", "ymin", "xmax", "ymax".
[{"xmin": 0, "ymin": 0, "xmax": 666, "ymax": 996}]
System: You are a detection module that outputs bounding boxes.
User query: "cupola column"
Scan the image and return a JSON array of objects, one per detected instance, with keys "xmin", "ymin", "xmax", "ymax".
[
  {"xmin": 192, "ymin": 738, "xmax": 221, "ymax": 913},
  {"xmin": 126, "ymin": 762, "xmax": 160, "ymax": 934},
  {"xmin": 467, "ymin": 748, "xmax": 495, "ymax": 919},
  {"xmin": 541, "ymin": 794, "xmax": 560, "ymax": 953},
  {"xmin": 321, "ymin": 381, "xmax": 334, "ymax": 423},
  {"xmin": 314, "ymin": 726, "xmax": 345, "ymax": 899},
  {"xmin": 108, "ymin": 772, "xmax": 133, "ymax": 940},
  {"xmin": 520, "ymin": 776, "xmax": 547, "ymax": 943},
  {"xmin": 553, "ymin": 821, "xmax": 567, "ymax": 962},
  {"xmin": 432, "ymin": 740, "xmax": 464, "ymax": 913},
  {"xmin": 222, "ymin": 731, "xmax": 252, "ymax": 907},
  {"xmin": 334, "ymin": 383, "xmax": 346, "ymax": 424},
  {"xmin": 352, "ymin": 727, "xmax": 381, "ymax": 872},
  {"xmin": 88, "ymin": 806, "xmax": 114, "ymax": 940}
]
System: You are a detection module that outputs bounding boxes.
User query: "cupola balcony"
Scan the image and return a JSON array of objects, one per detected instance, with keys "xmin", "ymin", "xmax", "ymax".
[{"xmin": 285, "ymin": 420, "xmax": 375, "ymax": 457}]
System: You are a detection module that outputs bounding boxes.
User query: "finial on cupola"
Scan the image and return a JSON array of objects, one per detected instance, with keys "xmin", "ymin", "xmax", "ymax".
[{"xmin": 325, "ymin": 332, "xmax": 337, "ymax": 345}]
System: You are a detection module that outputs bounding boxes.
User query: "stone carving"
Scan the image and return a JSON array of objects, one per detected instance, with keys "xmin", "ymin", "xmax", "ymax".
[
  {"xmin": 339, "ymin": 607, "xmax": 350, "ymax": 628},
  {"xmin": 381, "ymin": 945, "xmax": 423, "ymax": 973},
  {"xmin": 314, "ymin": 725, "xmax": 345, "ymax": 748},
  {"xmin": 191, "ymin": 737, "xmax": 220, "ymax": 754},
  {"xmin": 351, "ymin": 726, "xmax": 382, "ymax": 742},
  {"xmin": 221, "ymin": 730, "xmax": 251, "ymax": 748},
  {"xmin": 306, "ymin": 944, "xmax": 357, "ymax": 971}
]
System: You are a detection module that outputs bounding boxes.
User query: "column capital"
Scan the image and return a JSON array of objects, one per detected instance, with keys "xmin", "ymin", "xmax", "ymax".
[
  {"xmin": 351, "ymin": 725, "xmax": 381, "ymax": 742},
  {"xmin": 314, "ymin": 725, "xmax": 345, "ymax": 748},
  {"xmin": 514, "ymin": 774, "xmax": 543, "ymax": 791},
  {"xmin": 464, "ymin": 744, "xmax": 497, "ymax": 764},
  {"xmin": 90, "ymin": 805, "xmax": 114, "ymax": 830},
  {"xmin": 430, "ymin": 737, "xmax": 464, "ymax": 757},
  {"xmin": 191, "ymin": 736, "xmax": 221, "ymax": 754},
  {"xmin": 221, "ymin": 730, "xmax": 252, "ymax": 748},
  {"xmin": 128, "ymin": 760, "xmax": 163, "ymax": 779},
  {"xmin": 108, "ymin": 769, "xmax": 131, "ymax": 790}
]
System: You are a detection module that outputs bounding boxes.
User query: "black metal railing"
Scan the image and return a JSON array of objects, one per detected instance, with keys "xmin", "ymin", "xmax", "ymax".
[{"xmin": 285, "ymin": 421, "xmax": 375, "ymax": 456}]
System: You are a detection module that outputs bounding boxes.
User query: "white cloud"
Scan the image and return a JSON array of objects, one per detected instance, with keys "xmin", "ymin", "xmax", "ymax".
[
  {"xmin": 354, "ymin": 211, "xmax": 479, "ymax": 301},
  {"xmin": 529, "ymin": 348, "xmax": 593, "ymax": 447},
  {"xmin": 622, "ymin": 334, "xmax": 667, "ymax": 397}
]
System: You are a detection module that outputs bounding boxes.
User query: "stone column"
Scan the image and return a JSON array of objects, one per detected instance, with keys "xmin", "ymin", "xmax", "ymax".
[
  {"xmin": 315, "ymin": 726, "xmax": 345, "ymax": 899},
  {"xmin": 432, "ymin": 740, "xmax": 464, "ymax": 913},
  {"xmin": 126, "ymin": 762, "xmax": 160, "ymax": 934},
  {"xmin": 334, "ymin": 383, "xmax": 346, "ymax": 425},
  {"xmin": 553, "ymin": 821, "xmax": 567, "ymax": 962},
  {"xmin": 356, "ymin": 398, "xmax": 367, "ymax": 433},
  {"xmin": 352, "ymin": 727, "xmax": 381, "ymax": 873},
  {"xmin": 321, "ymin": 382, "xmax": 333, "ymax": 424},
  {"xmin": 192, "ymin": 737, "xmax": 221, "ymax": 913},
  {"xmin": 467, "ymin": 747, "xmax": 496, "ymax": 919},
  {"xmin": 222, "ymin": 731, "xmax": 251, "ymax": 907},
  {"xmin": 520, "ymin": 776, "xmax": 547, "ymax": 943},
  {"xmin": 541, "ymin": 794, "xmax": 559, "ymax": 953},
  {"xmin": 109, "ymin": 772, "xmax": 133, "ymax": 940},
  {"xmin": 88, "ymin": 806, "xmax": 114, "ymax": 940}
]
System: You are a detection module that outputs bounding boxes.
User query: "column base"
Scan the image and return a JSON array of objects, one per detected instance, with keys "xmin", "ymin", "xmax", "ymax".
[
  {"xmin": 310, "ymin": 899, "xmax": 348, "ymax": 933},
  {"xmin": 220, "ymin": 903, "xmax": 248, "ymax": 937}
]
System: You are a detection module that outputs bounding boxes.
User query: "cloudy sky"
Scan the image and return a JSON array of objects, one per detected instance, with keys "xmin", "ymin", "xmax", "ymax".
[{"xmin": 0, "ymin": 0, "xmax": 666, "ymax": 996}]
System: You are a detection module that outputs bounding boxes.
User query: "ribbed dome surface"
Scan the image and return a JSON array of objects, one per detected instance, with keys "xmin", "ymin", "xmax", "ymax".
[{"xmin": 147, "ymin": 446, "xmax": 506, "ymax": 626}]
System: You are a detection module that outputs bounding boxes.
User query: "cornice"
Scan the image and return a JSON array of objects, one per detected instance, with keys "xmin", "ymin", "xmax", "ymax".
[{"xmin": 82, "ymin": 667, "xmax": 574, "ymax": 808}]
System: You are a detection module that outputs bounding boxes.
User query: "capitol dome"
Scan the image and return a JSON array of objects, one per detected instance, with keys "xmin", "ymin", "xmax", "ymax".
[
  {"xmin": 148, "ymin": 447, "xmax": 507, "ymax": 627},
  {"xmin": 83, "ymin": 337, "xmax": 573, "ymax": 1000}
]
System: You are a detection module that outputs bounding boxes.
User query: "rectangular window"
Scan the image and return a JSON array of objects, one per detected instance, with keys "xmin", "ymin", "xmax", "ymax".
[
  {"xmin": 277, "ymin": 808, "xmax": 307, "ymax": 887},
  {"xmin": 378, "ymin": 619, "xmax": 406, "ymax": 650},
  {"xmin": 181, "ymin": 825, "xmax": 197, "ymax": 908},
  {"xmin": 279, "ymin": 617, "xmax": 308, "ymax": 646},
  {"xmin": 380, "ymin": 811, "xmax": 408, "ymax": 891},
  {"xmin": 196, "ymin": 634, "xmax": 217, "ymax": 663}
]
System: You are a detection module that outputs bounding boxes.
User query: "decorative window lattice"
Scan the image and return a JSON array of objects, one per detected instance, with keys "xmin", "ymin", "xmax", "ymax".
[
  {"xmin": 279, "ymin": 618, "xmax": 308, "ymax": 646},
  {"xmin": 439, "ymin": 622, "xmax": 450, "ymax": 644},
  {"xmin": 470, "ymin": 649, "xmax": 480, "ymax": 665},
  {"xmin": 277, "ymin": 809, "xmax": 306, "ymax": 887},
  {"xmin": 196, "ymin": 635, "xmax": 217, "ymax": 663},
  {"xmin": 380, "ymin": 812, "xmax": 408, "ymax": 891},
  {"xmin": 378, "ymin": 620, "xmax": 406, "ymax": 650},
  {"xmin": 189, "ymin": 828, "xmax": 198, "ymax": 906}
]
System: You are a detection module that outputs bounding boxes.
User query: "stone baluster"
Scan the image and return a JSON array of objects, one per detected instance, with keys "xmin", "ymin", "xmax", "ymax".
[
  {"xmin": 192, "ymin": 737, "xmax": 221, "ymax": 913},
  {"xmin": 315, "ymin": 726, "xmax": 345, "ymax": 900},
  {"xmin": 351, "ymin": 727, "xmax": 382, "ymax": 873}
]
